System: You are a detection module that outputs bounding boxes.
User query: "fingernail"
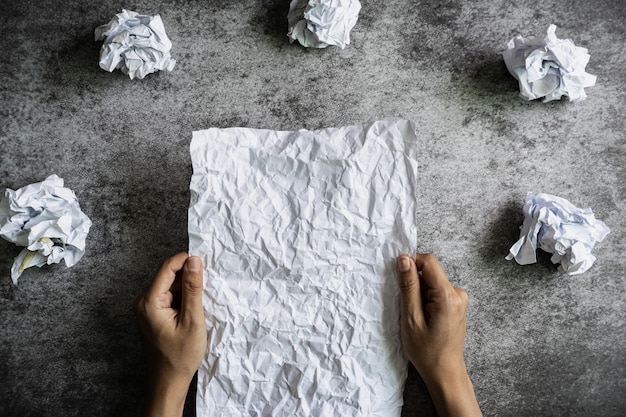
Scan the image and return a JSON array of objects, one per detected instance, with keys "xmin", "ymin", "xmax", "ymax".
[
  {"xmin": 398, "ymin": 257, "xmax": 411, "ymax": 272},
  {"xmin": 187, "ymin": 257, "xmax": 201, "ymax": 272}
]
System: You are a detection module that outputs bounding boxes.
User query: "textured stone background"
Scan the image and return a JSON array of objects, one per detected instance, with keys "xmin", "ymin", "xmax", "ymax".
[{"xmin": 1, "ymin": 1, "xmax": 624, "ymax": 416}]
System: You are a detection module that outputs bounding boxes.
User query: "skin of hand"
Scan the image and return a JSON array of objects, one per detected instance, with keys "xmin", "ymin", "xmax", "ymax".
[
  {"xmin": 397, "ymin": 253, "xmax": 482, "ymax": 417},
  {"xmin": 134, "ymin": 252, "xmax": 207, "ymax": 417}
]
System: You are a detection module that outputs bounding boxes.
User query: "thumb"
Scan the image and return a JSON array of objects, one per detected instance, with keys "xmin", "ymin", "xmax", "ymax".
[
  {"xmin": 397, "ymin": 255, "xmax": 424, "ymax": 327},
  {"xmin": 180, "ymin": 256, "xmax": 204, "ymax": 325}
]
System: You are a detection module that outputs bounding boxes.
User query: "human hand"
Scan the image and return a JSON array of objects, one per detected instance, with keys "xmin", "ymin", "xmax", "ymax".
[
  {"xmin": 134, "ymin": 252, "xmax": 207, "ymax": 417},
  {"xmin": 397, "ymin": 253, "xmax": 481, "ymax": 417}
]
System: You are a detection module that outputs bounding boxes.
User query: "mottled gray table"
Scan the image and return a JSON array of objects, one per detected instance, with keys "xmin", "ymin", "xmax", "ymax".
[{"xmin": 1, "ymin": 1, "xmax": 624, "ymax": 416}]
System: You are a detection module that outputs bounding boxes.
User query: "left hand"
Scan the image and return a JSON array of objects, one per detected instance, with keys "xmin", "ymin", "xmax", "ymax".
[{"xmin": 134, "ymin": 252, "xmax": 207, "ymax": 417}]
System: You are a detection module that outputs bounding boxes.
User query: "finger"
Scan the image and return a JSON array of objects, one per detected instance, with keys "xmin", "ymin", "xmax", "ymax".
[
  {"xmin": 180, "ymin": 256, "xmax": 204, "ymax": 326},
  {"xmin": 147, "ymin": 252, "xmax": 189, "ymax": 298},
  {"xmin": 414, "ymin": 253, "xmax": 451, "ymax": 291},
  {"xmin": 133, "ymin": 294, "xmax": 144, "ymax": 317},
  {"xmin": 454, "ymin": 286, "xmax": 470, "ymax": 313},
  {"xmin": 397, "ymin": 254, "xmax": 425, "ymax": 327}
]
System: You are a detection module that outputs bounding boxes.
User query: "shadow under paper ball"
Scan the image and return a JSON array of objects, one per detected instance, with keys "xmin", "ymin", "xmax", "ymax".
[
  {"xmin": 451, "ymin": 51, "xmax": 524, "ymax": 103},
  {"xmin": 478, "ymin": 198, "xmax": 562, "ymax": 278},
  {"xmin": 477, "ymin": 199, "xmax": 523, "ymax": 263},
  {"xmin": 248, "ymin": 0, "xmax": 290, "ymax": 44}
]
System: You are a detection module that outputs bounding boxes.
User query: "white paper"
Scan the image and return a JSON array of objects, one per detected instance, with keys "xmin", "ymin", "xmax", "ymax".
[
  {"xmin": 287, "ymin": 0, "xmax": 361, "ymax": 49},
  {"xmin": 94, "ymin": 9, "xmax": 176, "ymax": 80},
  {"xmin": 189, "ymin": 120, "xmax": 418, "ymax": 416},
  {"xmin": 0, "ymin": 175, "xmax": 92, "ymax": 284},
  {"xmin": 502, "ymin": 24, "xmax": 596, "ymax": 102},
  {"xmin": 506, "ymin": 192, "xmax": 610, "ymax": 275}
]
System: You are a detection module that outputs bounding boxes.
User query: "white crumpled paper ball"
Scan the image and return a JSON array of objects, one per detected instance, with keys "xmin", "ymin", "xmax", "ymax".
[
  {"xmin": 506, "ymin": 192, "xmax": 610, "ymax": 275},
  {"xmin": 287, "ymin": 0, "xmax": 361, "ymax": 49},
  {"xmin": 502, "ymin": 24, "xmax": 596, "ymax": 102},
  {"xmin": 0, "ymin": 175, "xmax": 92, "ymax": 284},
  {"xmin": 95, "ymin": 9, "xmax": 176, "ymax": 80}
]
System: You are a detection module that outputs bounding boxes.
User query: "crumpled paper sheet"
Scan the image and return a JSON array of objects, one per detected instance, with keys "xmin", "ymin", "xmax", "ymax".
[
  {"xmin": 506, "ymin": 192, "xmax": 610, "ymax": 275},
  {"xmin": 189, "ymin": 120, "xmax": 418, "ymax": 416},
  {"xmin": 287, "ymin": 0, "xmax": 361, "ymax": 48},
  {"xmin": 502, "ymin": 24, "xmax": 596, "ymax": 102},
  {"xmin": 0, "ymin": 175, "xmax": 92, "ymax": 284},
  {"xmin": 94, "ymin": 9, "xmax": 176, "ymax": 80}
]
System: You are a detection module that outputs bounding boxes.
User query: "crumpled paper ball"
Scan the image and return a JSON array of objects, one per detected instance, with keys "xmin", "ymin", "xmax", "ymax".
[
  {"xmin": 287, "ymin": 0, "xmax": 361, "ymax": 48},
  {"xmin": 95, "ymin": 9, "xmax": 176, "ymax": 80},
  {"xmin": 502, "ymin": 24, "xmax": 596, "ymax": 102},
  {"xmin": 0, "ymin": 175, "xmax": 92, "ymax": 284},
  {"xmin": 506, "ymin": 192, "xmax": 610, "ymax": 275}
]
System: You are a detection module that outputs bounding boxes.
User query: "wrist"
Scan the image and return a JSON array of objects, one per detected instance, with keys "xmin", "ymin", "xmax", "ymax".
[
  {"xmin": 143, "ymin": 370, "xmax": 193, "ymax": 417},
  {"xmin": 423, "ymin": 365, "xmax": 482, "ymax": 417}
]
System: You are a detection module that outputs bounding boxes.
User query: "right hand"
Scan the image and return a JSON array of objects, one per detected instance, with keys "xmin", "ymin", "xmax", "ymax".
[
  {"xmin": 397, "ymin": 253, "xmax": 469, "ymax": 383},
  {"xmin": 397, "ymin": 253, "xmax": 482, "ymax": 417}
]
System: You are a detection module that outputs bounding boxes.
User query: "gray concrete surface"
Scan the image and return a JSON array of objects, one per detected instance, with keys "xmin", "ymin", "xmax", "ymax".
[{"xmin": 1, "ymin": 1, "xmax": 625, "ymax": 416}]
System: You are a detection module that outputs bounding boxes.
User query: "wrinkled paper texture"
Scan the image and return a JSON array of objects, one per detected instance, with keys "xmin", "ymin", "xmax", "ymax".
[
  {"xmin": 287, "ymin": 0, "xmax": 361, "ymax": 48},
  {"xmin": 502, "ymin": 24, "xmax": 596, "ymax": 102},
  {"xmin": 189, "ymin": 120, "xmax": 418, "ymax": 416},
  {"xmin": 95, "ymin": 9, "xmax": 176, "ymax": 79},
  {"xmin": 0, "ymin": 175, "xmax": 92, "ymax": 284},
  {"xmin": 506, "ymin": 192, "xmax": 610, "ymax": 275}
]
